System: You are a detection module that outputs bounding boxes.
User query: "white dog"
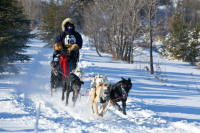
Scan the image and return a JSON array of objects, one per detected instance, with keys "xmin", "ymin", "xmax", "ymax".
[{"xmin": 89, "ymin": 74, "xmax": 109, "ymax": 115}]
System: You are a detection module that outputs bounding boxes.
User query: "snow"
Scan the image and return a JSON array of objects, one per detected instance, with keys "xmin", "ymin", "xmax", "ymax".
[
  {"xmin": 172, "ymin": 0, "xmax": 181, "ymax": 8},
  {"xmin": 158, "ymin": 6, "xmax": 168, "ymax": 10},
  {"xmin": 0, "ymin": 34, "xmax": 200, "ymax": 133}
]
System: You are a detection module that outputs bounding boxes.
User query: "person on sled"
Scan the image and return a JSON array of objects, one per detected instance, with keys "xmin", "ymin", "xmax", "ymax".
[{"xmin": 50, "ymin": 18, "xmax": 83, "ymax": 90}]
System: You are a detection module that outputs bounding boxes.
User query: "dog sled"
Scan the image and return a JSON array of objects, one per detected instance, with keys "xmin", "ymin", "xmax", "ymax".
[
  {"xmin": 50, "ymin": 55, "xmax": 133, "ymax": 115},
  {"xmin": 50, "ymin": 53, "xmax": 84, "ymax": 106}
]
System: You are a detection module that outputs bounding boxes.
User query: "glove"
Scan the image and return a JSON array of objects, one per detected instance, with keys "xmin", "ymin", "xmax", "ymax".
[
  {"xmin": 53, "ymin": 42, "xmax": 63, "ymax": 51},
  {"xmin": 67, "ymin": 44, "xmax": 79, "ymax": 54}
]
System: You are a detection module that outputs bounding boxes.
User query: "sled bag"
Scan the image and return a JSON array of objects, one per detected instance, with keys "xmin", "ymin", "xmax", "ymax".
[{"xmin": 59, "ymin": 55, "xmax": 70, "ymax": 80}]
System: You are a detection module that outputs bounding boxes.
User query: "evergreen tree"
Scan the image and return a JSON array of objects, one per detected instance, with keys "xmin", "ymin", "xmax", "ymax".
[
  {"xmin": 187, "ymin": 24, "xmax": 200, "ymax": 65},
  {"xmin": 39, "ymin": 1, "xmax": 63, "ymax": 45},
  {"xmin": 162, "ymin": 11, "xmax": 200, "ymax": 65},
  {"xmin": 162, "ymin": 12, "xmax": 189, "ymax": 60},
  {"xmin": 0, "ymin": 0, "xmax": 32, "ymax": 72},
  {"xmin": 39, "ymin": 0, "xmax": 86, "ymax": 46}
]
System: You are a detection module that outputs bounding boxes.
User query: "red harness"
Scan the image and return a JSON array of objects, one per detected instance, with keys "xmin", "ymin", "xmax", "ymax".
[{"xmin": 59, "ymin": 55, "xmax": 70, "ymax": 79}]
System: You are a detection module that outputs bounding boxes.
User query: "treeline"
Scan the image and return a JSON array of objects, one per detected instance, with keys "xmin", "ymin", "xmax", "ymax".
[
  {"xmin": 162, "ymin": 1, "xmax": 200, "ymax": 65},
  {"xmin": 39, "ymin": 0, "xmax": 161, "ymax": 65},
  {"xmin": 39, "ymin": 0, "xmax": 85, "ymax": 45},
  {"xmin": 2, "ymin": 0, "xmax": 199, "ymax": 74},
  {"xmin": 82, "ymin": 0, "xmax": 200, "ymax": 66},
  {"xmin": 0, "ymin": 0, "xmax": 32, "ymax": 73}
]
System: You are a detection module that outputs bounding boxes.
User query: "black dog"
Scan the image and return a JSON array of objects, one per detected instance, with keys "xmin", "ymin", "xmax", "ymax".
[
  {"xmin": 62, "ymin": 73, "xmax": 84, "ymax": 106},
  {"xmin": 110, "ymin": 77, "xmax": 132, "ymax": 115},
  {"xmin": 50, "ymin": 61, "xmax": 62, "ymax": 96}
]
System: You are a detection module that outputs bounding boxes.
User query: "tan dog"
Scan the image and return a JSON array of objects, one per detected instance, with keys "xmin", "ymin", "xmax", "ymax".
[{"xmin": 90, "ymin": 82, "xmax": 110, "ymax": 116}]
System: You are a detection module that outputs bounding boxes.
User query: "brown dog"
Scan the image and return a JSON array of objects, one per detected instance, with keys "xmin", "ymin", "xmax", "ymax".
[{"xmin": 90, "ymin": 82, "xmax": 110, "ymax": 116}]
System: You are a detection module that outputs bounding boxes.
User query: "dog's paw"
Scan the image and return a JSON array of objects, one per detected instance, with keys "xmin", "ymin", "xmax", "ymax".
[
  {"xmin": 123, "ymin": 111, "xmax": 127, "ymax": 115},
  {"xmin": 118, "ymin": 107, "xmax": 122, "ymax": 111},
  {"xmin": 98, "ymin": 113, "xmax": 103, "ymax": 117}
]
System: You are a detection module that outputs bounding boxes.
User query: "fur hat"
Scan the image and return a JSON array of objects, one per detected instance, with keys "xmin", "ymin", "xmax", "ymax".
[{"xmin": 61, "ymin": 18, "xmax": 75, "ymax": 31}]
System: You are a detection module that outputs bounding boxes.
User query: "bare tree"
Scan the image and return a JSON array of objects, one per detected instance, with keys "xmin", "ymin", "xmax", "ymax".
[
  {"xmin": 182, "ymin": 0, "xmax": 200, "ymax": 25},
  {"xmin": 143, "ymin": 0, "xmax": 159, "ymax": 74},
  {"xmin": 20, "ymin": 0, "xmax": 43, "ymax": 21},
  {"xmin": 83, "ymin": 0, "xmax": 144, "ymax": 63},
  {"xmin": 83, "ymin": 1, "xmax": 104, "ymax": 56}
]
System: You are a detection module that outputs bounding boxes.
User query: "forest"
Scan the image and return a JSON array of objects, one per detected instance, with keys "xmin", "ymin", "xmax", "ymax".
[{"xmin": 0, "ymin": 0, "xmax": 200, "ymax": 73}]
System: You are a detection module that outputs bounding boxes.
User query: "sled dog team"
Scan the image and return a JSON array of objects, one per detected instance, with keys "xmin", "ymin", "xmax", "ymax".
[
  {"xmin": 90, "ymin": 74, "xmax": 132, "ymax": 117},
  {"xmin": 52, "ymin": 65, "xmax": 132, "ymax": 117},
  {"xmin": 50, "ymin": 18, "xmax": 132, "ymax": 117}
]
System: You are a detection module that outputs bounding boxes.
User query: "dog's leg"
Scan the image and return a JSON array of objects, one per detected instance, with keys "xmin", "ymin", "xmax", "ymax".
[
  {"xmin": 122, "ymin": 100, "xmax": 127, "ymax": 115},
  {"xmin": 65, "ymin": 76, "xmax": 70, "ymax": 105},
  {"xmin": 62, "ymin": 87, "xmax": 65, "ymax": 101},
  {"xmin": 72, "ymin": 90, "xmax": 78, "ymax": 107},
  {"xmin": 91, "ymin": 101, "xmax": 94, "ymax": 114},
  {"xmin": 50, "ymin": 72, "xmax": 55, "ymax": 96},
  {"xmin": 66, "ymin": 90, "xmax": 70, "ymax": 106},
  {"xmin": 94, "ymin": 99, "xmax": 99, "ymax": 115},
  {"xmin": 99, "ymin": 104, "xmax": 104, "ymax": 117},
  {"xmin": 91, "ymin": 100, "xmax": 95, "ymax": 114},
  {"xmin": 102, "ymin": 100, "xmax": 111, "ymax": 114},
  {"xmin": 99, "ymin": 100, "xmax": 112, "ymax": 117},
  {"xmin": 72, "ymin": 90, "xmax": 75, "ymax": 106},
  {"xmin": 111, "ymin": 101, "xmax": 122, "ymax": 112},
  {"xmin": 99, "ymin": 102, "xmax": 107, "ymax": 117},
  {"xmin": 62, "ymin": 81, "xmax": 66, "ymax": 101},
  {"xmin": 94, "ymin": 89, "xmax": 101, "ymax": 115},
  {"xmin": 90, "ymin": 89, "xmax": 95, "ymax": 114}
]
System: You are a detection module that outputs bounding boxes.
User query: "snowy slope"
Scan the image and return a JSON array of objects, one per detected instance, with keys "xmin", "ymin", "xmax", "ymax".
[{"xmin": 0, "ymin": 35, "xmax": 200, "ymax": 133}]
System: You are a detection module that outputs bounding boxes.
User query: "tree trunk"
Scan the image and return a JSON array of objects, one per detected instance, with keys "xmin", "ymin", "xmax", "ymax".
[
  {"xmin": 94, "ymin": 35, "xmax": 102, "ymax": 57},
  {"xmin": 149, "ymin": 1, "xmax": 154, "ymax": 74}
]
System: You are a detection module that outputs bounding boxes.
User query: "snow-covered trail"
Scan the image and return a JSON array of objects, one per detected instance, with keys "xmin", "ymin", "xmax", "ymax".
[{"xmin": 0, "ymin": 36, "xmax": 200, "ymax": 133}]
